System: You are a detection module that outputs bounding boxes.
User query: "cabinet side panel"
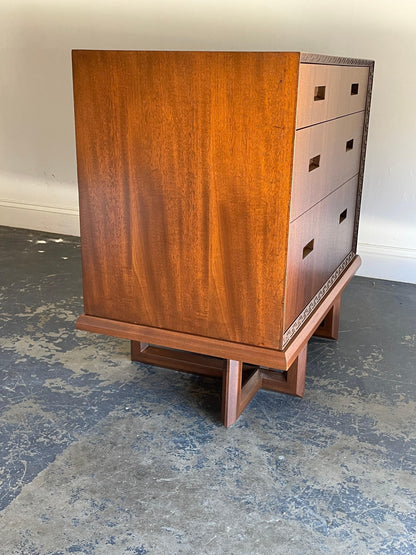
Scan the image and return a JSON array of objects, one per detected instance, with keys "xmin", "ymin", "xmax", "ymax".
[{"xmin": 72, "ymin": 51, "xmax": 299, "ymax": 349}]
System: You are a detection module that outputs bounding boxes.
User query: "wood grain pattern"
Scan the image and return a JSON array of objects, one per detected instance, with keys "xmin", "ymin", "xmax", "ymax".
[
  {"xmin": 291, "ymin": 111, "xmax": 364, "ymax": 221},
  {"xmin": 296, "ymin": 64, "xmax": 369, "ymax": 128},
  {"xmin": 73, "ymin": 51, "xmax": 373, "ymax": 424},
  {"xmin": 284, "ymin": 175, "xmax": 359, "ymax": 330},
  {"xmin": 76, "ymin": 253, "xmax": 361, "ymax": 370},
  {"xmin": 77, "ymin": 312, "xmax": 289, "ymax": 369},
  {"xmin": 72, "ymin": 51, "xmax": 300, "ymax": 350},
  {"xmin": 73, "ymin": 51, "xmax": 373, "ymax": 426},
  {"xmin": 283, "ymin": 255, "xmax": 361, "ymax": 365},
  {"xmin": 77, "ymin": 256, "xmax": 360, "ymax": 428}
]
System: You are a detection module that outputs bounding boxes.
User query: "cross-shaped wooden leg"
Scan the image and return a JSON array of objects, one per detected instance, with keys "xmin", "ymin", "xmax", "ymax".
[
  {"xmin": 221, "ymin": 360, "xmax": 262, "ymax": 427},
  {"xmin": 221, "ymin": 344, "xmax": 308, "ymax": 427},
  {"xmin": 313, "ymin": 295, "xmax": 341, "ymax": 340}
]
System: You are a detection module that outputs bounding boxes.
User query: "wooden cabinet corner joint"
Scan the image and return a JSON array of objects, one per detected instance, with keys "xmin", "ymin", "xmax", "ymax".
[{"xmin": 72, "ymin": 50, "xmax": 374, "ymax": 427}]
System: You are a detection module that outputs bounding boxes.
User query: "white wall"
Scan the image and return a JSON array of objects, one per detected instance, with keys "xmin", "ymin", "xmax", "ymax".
[{"xmin": 1, "ymin": 0, "xmax": 415, "ymax": 283}]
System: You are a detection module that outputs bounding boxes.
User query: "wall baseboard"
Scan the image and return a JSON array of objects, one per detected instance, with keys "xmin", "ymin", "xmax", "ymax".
[
  {"xmin": 357, "ymin": 242, "xmax": 416, "ymax": 284},
  {"xmin": 0, "ymin": 201, "xmax": 80, "ymax": 237},
  {"xmin": 1, "ymin": 201, "xmax": 414, "ymax": 284}
]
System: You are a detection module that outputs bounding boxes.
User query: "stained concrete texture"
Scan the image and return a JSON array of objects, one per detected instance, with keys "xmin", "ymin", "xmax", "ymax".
[{"xmin": 0, "ymin": 225, "xmax": 415, "ymax": 554}]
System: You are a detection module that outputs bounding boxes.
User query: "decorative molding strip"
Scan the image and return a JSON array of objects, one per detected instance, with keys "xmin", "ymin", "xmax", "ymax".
[
  {"xmin": 284, "ymin": 56, "xmax": 374, "ymax": 348},
  {"xmin": 353, "ymin": 60, "xmax": 375, "ymax": 251},
  {"xmin": 282, "ymin": 251, "xmax": 356, "ymax": 347},
  {"xmin": 300, "ymin": 53, "xmax": 374, "ymax": 67}
]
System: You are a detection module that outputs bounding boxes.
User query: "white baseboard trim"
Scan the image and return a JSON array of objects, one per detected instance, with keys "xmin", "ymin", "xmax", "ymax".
[
  {"xmin": 357, "ymin": 242, "xmax": 416, "ymax": 284},
  {"xmin": 0, "ymin": 201, "xmax": 80, "ymax": 236}
]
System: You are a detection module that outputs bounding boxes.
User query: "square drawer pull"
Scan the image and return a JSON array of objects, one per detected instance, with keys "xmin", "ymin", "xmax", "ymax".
[
  {"xmin": 309, "ymin": 154, "xmax": 320, "ymax": 172},
  {"xmin": 339, "ymin": 209, "xmax": 347, "ymax": 223},
  {"xmin": 314, "ymin": 86, "xmax": 326, "ymax": 101},
  {"xmin": 351, "ymin": 83, "xmax": 359, "ymax": 95},
  {"xmin": 346, "ymin": 139, "xmax": 354, "ymax": 151},
  {"xmin": 302, "ymin": 239, "xmax": 314, "ymax": 259}
]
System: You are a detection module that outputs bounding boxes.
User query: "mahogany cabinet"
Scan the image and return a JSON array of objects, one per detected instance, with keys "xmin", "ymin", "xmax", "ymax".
[{"xmin": 72, "ymin": 51, "xmax": 374, "ymax": 426}]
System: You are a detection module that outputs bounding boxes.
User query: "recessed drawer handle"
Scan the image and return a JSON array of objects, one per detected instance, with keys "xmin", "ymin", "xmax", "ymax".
[
  {"xmin": 351, "ymin": 83, "xmax": 359, "ymax": 95},
  {"xmin": 314, "ymin": 86, "xmax": 326, "ymax": 101},
  {"xmin": 339, "ymin": 209, "xmax": 347, "ymax": 223},
  {"xmin": 309, "ymin": 154, "xmax": 320, "ymax": 172},
  {"xmin": 346, "ymin": 139, "xmax": 354, "ymax": 151},
  {"xmin": 302, "ymin": 239, "xmax": 314, "ymax": 259}
]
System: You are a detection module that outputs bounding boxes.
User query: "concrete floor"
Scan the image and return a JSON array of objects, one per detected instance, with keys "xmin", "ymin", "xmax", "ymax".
[{"xmin": 0, "ymin": 225, "xmax": 415, "ymax": 555}]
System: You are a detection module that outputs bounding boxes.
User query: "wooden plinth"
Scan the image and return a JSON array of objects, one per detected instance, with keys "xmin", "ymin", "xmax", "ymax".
[{"xmin": 77, "ymin": 256, "xmax": 360, "ymax": 427}]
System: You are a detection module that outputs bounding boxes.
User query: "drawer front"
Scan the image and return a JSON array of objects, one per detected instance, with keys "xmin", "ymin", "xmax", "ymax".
[
  {"xmin": 296, "ymin": 64, "xmax": 369, "ymax": 128},
  {"xmin": 284, "ymin": 175, "xmax": 358, "ymax": 330},
  {"xmin": 290, "ymin": 111, "xmax": 364, "ymax": 221}
]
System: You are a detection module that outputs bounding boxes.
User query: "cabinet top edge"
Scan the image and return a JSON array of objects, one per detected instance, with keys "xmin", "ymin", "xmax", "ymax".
[
  {"xmin": 300, "ymin": 52, "xmax": 374, "ymax": 67},
  {"xmin": 71, "ymin": 50, "xmax": 374, "ymax": 66}
]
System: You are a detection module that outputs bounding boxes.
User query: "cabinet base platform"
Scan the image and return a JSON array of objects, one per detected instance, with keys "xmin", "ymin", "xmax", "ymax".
[
  {"xmin": 130, "ymin": 340, "xmax": 309, "ymax": 427},
  {"xmin": 130, "ymin": 295, "xmax": 336, "ymax": 427},
  {"xmin": 77, "ymin": 256, "xmax": 360, "ymax": 427}
]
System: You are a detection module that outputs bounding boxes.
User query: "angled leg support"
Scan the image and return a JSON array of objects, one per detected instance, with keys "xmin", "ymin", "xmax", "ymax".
[
  {"xmin": 131, "ymin": 341, "xmax": 224, "ymax": 377},
  {"xmin": 222, "ymin": 360, "xmax": 262, "ymax": 428},
  {"xmin": 313, "ymin": 294, "xmax": 341, "ymax": 340},
  {"xmin": 261, "ymin": 344, "xmax": 308, "ymax": 398},
  {"xmin": 222, "ymin": 360, "xmax": 243, "ymax": 427}
]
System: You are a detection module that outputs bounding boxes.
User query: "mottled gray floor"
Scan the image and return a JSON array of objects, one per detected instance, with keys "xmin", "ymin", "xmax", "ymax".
[{"xmin": 0, "ymin": 225, "xmax": 415, "ymax": 555}]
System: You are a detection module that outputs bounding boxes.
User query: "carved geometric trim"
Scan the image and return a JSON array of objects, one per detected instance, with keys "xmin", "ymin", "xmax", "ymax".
[
  {"xmin": 282, "ymin": 57, "xmax": 375, "ymax": 347},
  {"xmin": 353, "ymin": 60, "xmax": 375, "ymax": 250},
  {"xmin": 300, "ymin": 52, "xmax": 374, "ymax": 67},
  {"xmin": 282, "ymin": 251, "xmax": 356, "ymax": 347}
]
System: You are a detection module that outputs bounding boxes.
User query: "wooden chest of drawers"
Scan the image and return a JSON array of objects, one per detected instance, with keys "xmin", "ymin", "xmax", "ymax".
[{"xmin": 73, "ymin": 51, "xmax": 374, "ymax": 426}]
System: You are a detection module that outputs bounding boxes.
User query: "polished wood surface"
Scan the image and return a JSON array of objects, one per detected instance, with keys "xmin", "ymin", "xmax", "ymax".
[
  {"xmin": 76, "ymin": 254, "xmax": 361, "ymax": 370},
  {"xmin": 131, "ymin": 342, "xmax": 225, "ymax": 377},
  {"xmin": 291, "ymin": 111, "xmax": 364, "ymax": 221},
  {"xmin": 221, "ymin": 347, "xmax": 309, "ymax": 427},
  {"xmin": 296, "ymin": 64, "xmax": 369, "ymax": 128},
  {"xmin": 285, "ymin": 176, "xmax": 358, "ymax": 329},
  {"xmin": 261, "ymin": 344, "xmax": 307, "ymax": 398},
  {"xmin": 78, "ymin": 255, "xmax": 361, "ymax": 427},
  {"xmin": 131, "ymin": 340, "xmax": 304, "ymax": 427},
  {"xmin": 313, "ymin": 294, "xmax": 341, "ymax": 340},
  {"xmin": 73, "ymin": 50, "xmax": 373, "ymax": 426},
  {"xmin": 222, "ymin": 360, "xmax": 244, "ymax": 427},
  {"xmin": 73, "ymin": 51, "xmax": 300, "ymax": 350},
  {"xmin": 77, "ymin": 312, "xmax": 289, "ymax": 369}
]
